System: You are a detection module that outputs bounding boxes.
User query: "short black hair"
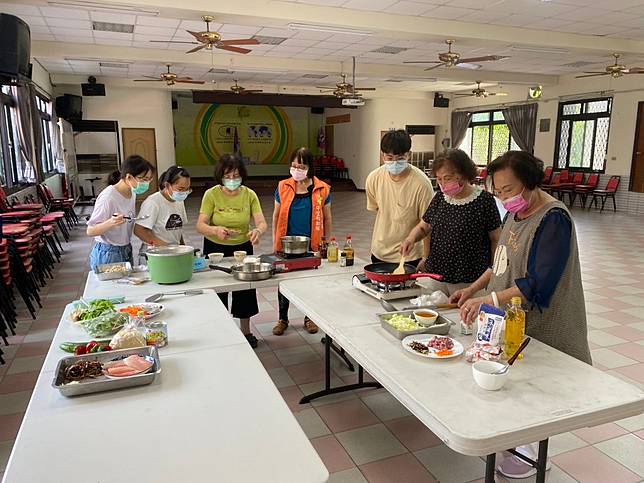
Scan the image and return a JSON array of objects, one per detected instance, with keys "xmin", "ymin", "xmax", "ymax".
[
  {"xmin": 214, "ymin": 154, "xmax": 247, "ymax": 185},
  {"xmin": 433, "ymin": 149, "xmax": 478, "ymax": 183},
  {"xmin": 107, "ymin": 155, "xmax": 154, "ymax": 185},
  {"xmin": 488, "ymin": 151, "xmax": 545, "ymax": 190},
  {"xmin": 160, "ymin": 166, "xmax": 190, "ymax": 188},
  {"xmin": 380, "ymin": 129, "xmax": 411, "ymax": 155},
  {"xmin": 290, "ymin": 147, "xmax": 315, "ymax": 177}
]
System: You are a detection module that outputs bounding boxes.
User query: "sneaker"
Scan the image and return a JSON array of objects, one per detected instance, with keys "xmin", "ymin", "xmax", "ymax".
[
  {"xmin": 272, "ymin": 320, "xmax": 288, "ymax": 336},
  {"xmin": 303, "ymin": 317, "xmax": 318, "ymax": 334},
  {"xmin": 245, "ymin": 333, "xmax": 258, "ymax": 349},
  {"xmin": 497, "ymin": 453, "xmax": 551, "ymax": 479}
]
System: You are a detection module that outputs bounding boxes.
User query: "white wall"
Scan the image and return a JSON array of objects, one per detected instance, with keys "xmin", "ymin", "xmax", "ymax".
[
  {"xmin": 449, "ymin": 76, "xmax": 644, "ymax": 213},
  {"xmin": 328, "ymin": 94, "xmax": 448, "ymax": 189},
  {"xmin": 54, "ymin": 84, "xmax": 176, "ymax": 176}
]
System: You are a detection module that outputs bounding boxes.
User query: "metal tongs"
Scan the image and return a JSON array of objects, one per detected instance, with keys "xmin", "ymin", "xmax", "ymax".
[{"xmin": 145, "ymin": 289, "xmax": 204, "ymax": 303}]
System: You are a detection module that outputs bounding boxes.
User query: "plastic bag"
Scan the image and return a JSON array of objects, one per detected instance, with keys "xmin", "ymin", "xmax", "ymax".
[
  {"xmin": 110, "ymin": 318, "xmax": 147, "ymax": 350},
  {"xmin": 465, "ymin": 304, "xmax": 505, "ymax": 363},
  {"xmin": 409, "ymin": 291, "xmax": 449, "ymax": 307},
  {"xmin": 77, "ymin": 312, "xmax": 128, "ymax": 337}
]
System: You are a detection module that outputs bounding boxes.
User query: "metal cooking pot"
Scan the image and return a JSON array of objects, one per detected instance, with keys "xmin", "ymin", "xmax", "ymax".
[
  {"xmin": 210, "ymin": 262, "xmax": 275, "ymax": 281},
  {"xmin": 145, "ymin": 245, "xmax": 194, "ymax": 284},
  {"xmin": 281, "ymin": 236, "xmax": 310, "ymax": 255}
]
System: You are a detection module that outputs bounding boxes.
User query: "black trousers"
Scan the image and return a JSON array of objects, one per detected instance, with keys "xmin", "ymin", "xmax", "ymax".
[
  {"xmin": 278, "ymin": 291, "xmax": 290, "ymax": 322},
  {"xmin": 370, "ymin": 254, "xmax": 423, "ymax": 268},
  {"xmin": 203, "ymin": 238, "xmax": 259, "ymax": 319}
]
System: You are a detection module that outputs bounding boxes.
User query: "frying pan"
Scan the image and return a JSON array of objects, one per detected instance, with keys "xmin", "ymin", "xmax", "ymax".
[{"xmin": 363, "ymin": 262, "xmax": 443, "ymax": 284}]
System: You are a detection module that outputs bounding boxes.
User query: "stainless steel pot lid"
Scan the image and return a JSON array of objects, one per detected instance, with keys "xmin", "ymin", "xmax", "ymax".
[{"xmin": 146, "ymin": 245, "xmax": 195, "ymax": 256}]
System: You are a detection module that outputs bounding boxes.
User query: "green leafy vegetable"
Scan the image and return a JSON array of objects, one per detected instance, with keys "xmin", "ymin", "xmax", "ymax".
[
  {"xmin": 386, "ymin": 314, "xmax": 420, "ymax": 331},
  {"xmin": 77, "ymin": 312, "xmax": 128, "ymax": 337}
]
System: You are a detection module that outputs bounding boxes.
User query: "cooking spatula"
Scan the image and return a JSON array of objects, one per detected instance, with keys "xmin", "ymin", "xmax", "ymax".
[{"xmin": 392, "ymin": 255, "xmax": 406, "ymax": 275}]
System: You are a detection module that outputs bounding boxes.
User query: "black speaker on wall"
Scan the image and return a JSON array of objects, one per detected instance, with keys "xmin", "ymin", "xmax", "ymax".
[
  {"xmin": 0, "ymin": 14, "xmax": 31, "ymax": 80},
  {"xmin": 56, "ymin": 94, "xmax": 83, "ymax": 122},
  {"xmin": 81, "ymin": 76, "xmax": 106, "ymax": 96},
  {"xmin": 434, "ymin": 93, "xmax": 450, "ymax": 108}
]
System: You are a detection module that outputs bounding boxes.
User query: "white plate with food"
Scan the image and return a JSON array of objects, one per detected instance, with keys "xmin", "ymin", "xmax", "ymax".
[
  {"xmin": 402, "ymin": 335, "xmax": 464, "ymax": 359},
  {"xmin": 115, "ymin": 303, "xmax": 164, "ymax": 320}
]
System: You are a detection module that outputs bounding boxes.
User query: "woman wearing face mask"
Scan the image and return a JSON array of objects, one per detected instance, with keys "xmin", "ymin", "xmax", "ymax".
[
  {"xmin": 134, "ymin": 166, "xmax": 191, "ymax": 255},
  {"xmin": 271, "ymin": 147, "xmax": 332, "ymax": 336},
  {"xmin": 400, "ymin": 149, "xmax": 501, "ymax": 296},
  {"xmin": 87, "ymin": 155, "xmax": 154, "ymax": 270},
  {"xmin": 453, "ymin": 151, "xmax": 591, "ymax": 479},
  {"xmin": 196, "ymin": 154, "xmax": 268, "ymax": 348}
]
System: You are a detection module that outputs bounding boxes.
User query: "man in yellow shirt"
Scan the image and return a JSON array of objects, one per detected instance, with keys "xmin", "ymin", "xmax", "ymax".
[{"xmin": 366, "ymin": 130, "xmax": 434, "ymax": 270}]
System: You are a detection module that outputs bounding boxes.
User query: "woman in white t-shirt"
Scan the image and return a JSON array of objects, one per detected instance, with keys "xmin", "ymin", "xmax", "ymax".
[
  {"xmin": 87, "ymin": 155, "xmax": 154, "ymax": 270},
  {"xmin": 134, "ymin": 166, "xmax": 191, "ymax": 252}
]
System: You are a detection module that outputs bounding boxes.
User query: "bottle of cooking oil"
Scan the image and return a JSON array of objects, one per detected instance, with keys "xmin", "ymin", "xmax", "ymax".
[
  {"xmin": 504, "ymin": 296, "xmax": 526, "ymax": 360},
  {"xmin": 327, "ymin": 237, "xmax": 338, "ymax": 263},
  {"xmin": 343, "ymin": 235, "xmax": 354, "ymax": 267}
]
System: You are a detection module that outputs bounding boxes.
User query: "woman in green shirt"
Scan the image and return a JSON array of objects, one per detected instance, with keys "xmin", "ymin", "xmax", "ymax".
[{"xmin": 196, "ymin": 155, "xmax": 268, "ymax": 348}]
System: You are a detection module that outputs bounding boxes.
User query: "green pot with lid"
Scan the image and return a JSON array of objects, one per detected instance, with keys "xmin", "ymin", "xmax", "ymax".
[{"xmin": 145, "ymin": 245, "xmax": 194, "ymax": 284}]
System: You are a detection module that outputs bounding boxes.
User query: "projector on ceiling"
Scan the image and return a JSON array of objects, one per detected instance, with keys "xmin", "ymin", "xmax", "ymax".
[{"xmin": 342, "ymin": 97, "xmax": 365, "ymax": 107}]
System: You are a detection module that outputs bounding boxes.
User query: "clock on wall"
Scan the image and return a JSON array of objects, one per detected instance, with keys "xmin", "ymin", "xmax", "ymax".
[{"xmin": 529, "ymin": 85, "xmax": 543, "ymax": 99}]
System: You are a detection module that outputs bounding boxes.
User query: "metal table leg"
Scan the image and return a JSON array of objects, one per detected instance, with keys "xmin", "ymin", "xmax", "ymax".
[
  {"xmin": 300, "ymin": 335, "xmax": 381, "ymax": 404},
  {"xmin": 321, "ymin": 336, "xmax": 355, "ymax": 372},
  {"xmin": 485, "ymin": 453, "xmax": 496, "ymax": 483},
  {"xmin": 507, "ymin": 439, "xmax": 549, "ymax": 483}
]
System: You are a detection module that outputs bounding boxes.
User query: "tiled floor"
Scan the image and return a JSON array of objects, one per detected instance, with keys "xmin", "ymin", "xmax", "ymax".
[{"xmin": 1, "ymin": 191, "xmax": 644, "ymax": 482}]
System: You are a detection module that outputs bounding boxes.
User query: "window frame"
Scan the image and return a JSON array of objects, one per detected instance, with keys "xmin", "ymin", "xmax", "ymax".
[
  {"xmin": 458, "ymin": 109, "xmax": 518, "ymax": 166},
  {"xmin": 36, "ymin": 94, "xmax": 56, "ymax": 177},
  {"xmin": 553, "ymin": 97, "xmax": 612, "ymax": 173},
  {"xmin": 0, "ymin": 88, "xmax": 21, "ymax": 189}
]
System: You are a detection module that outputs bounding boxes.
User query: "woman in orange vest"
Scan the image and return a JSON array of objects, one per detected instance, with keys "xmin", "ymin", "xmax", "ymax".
[{"xmin": 272, "ymin": 147, "xmax": 332, "ymax": 336}]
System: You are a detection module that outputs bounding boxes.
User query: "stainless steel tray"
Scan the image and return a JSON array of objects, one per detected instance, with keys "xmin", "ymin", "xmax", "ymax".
[
  {"xmin": 377, "ymin": 310, "xmax": 452, "ymax": 340},
  {"xmin": 95, "ymin": 261, "xmax": 132, "ymax": 281},
  {"xmin": 52, "ymin": 346, "xmax": 161, "ymax": 397}
]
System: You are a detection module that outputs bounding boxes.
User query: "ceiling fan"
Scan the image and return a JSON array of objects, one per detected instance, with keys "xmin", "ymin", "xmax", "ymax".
[
  {"xmin": 316, "ymin": 57, "xmax": 375, "ymax": 98},
  {"xmin": 149, "ymin": 15, "xmax": 259, "ymax": 54},
  {"xmin": 133, "ymin": 64, "xmax": 205, "ymax": 86},
  {"xmin": 454, "ymin": 81, "xmax": 508, "ymax": 98},
  {"xmin": 576, "ymin": 53, "xmax": 644, "ymax": 78},
  {"xmin": 226, "ymin": 79, "xmax": 263, "ymax": 95},
  {"xmin": 403, "ymin": 39, "xmax": 509, "ymax": 71}
]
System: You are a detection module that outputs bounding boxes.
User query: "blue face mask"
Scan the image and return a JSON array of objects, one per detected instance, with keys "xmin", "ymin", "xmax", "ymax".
[
  {"xmin": 384, "ymin": 160, "xmax": 408, "ymax": 176},
  {"xmin": 132, "ymin": 181, "xmax": 150, "ymax": 195},
  {"xmin": 223, "ymin": 178, "xmax": 242, "ymax": 191},
  {"xmin": 170, "ymin": 190, "xmax": 189, "ymax": 202}
]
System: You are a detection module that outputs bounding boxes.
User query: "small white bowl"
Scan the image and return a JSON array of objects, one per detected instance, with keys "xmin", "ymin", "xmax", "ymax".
[
  {"xmin": 233, "ymin": 250, "xmax": 247, "ymax": 262},
  {"xmin": 413, "ymin": 309, "xmax": 438, "ymax": 327},
  {"xmin": 472, "ymin": 361, "xmax": 508, "ymax": 391},
  {"xmin": 208, "ymin": 253, "xmax": 224, "ymax": 264}
]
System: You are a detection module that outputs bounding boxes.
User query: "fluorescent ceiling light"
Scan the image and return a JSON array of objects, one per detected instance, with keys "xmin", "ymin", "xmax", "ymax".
[
  {"xmin": 65, "ymin": 57, "xmax": 134, "ymax": 64},
  {"xmin": 92, "ymin": 21, "xmax": 134, "ymax": 33},
  {"xmin": 455, "ymin": 63, "xmax": 482, "ymax": 70},
  {"xmin": 288, "ymin": 23, "xmax": 371, "ymax": 36},
  {"xmin": 510, "ymin": 45, "xmax": 569, "ymax": 54},
  {"xmin": 48, "ymin": 1, "xmax": 159, "ymax": 15},
  {"xmin": 234, "ymin": 68, "xmax": 286, "ymax": 75}
]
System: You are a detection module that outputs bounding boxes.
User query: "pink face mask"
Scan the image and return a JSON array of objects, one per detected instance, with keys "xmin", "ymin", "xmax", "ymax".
[
  {"xmin": 440, "ymin": 182, "xmax": 463, "ymax": 197},
  {"xmin": 290, "ymin": 167, "xmax": 308, "ymax": 182},
  {"xmin": 502, "ymin": 189, "xmax": 531, "ymax": 213}
]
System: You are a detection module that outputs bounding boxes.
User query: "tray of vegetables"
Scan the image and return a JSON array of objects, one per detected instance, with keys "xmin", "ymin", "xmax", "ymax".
[
  {"xmin": 377, "ymin": 310, "xmax": 452, "ymax": 340},
  {"xmin": 70, "ymin": 298, "xmax": 117, "ymax": 322}
]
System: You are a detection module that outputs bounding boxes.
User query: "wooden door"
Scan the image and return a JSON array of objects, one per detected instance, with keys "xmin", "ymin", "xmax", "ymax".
[
  {"xmin": 121, "ymin": 128, "xmax": 158, "ymax": 198},
  {"xmin": 630, "ymin": 102, "xmax": 644, "ymax": 193},
  {"xmin": 324, "ymin": 125, "xmax": 334, "ymax": 156}
]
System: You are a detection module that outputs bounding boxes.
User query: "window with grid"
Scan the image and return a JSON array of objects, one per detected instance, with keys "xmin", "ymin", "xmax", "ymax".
[
  {"xmin": 0, "ymin": 86, "xmax": 22, "ymax": 187},
  {"xmin": 457, "ymin": 110, "xmax": 520, "ymax": 166},
  {"xmin": 554, "ymin": 98, "xmax": 611, "ymax": 172},
  {"xmin": 36, "ymin": 95, "xmax": 56, "ymax": 176}
]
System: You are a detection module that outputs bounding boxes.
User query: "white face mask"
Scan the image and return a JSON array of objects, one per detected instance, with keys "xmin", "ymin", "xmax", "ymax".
[{"xmin": 384, "ymin": 160, "xmax": 408, "ymax": 176}]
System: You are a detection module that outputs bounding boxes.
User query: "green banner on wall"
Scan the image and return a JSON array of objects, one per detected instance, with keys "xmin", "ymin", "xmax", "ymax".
[{"xmin": 174, "ymin": 97, "xmax": 322, "ymax": 168}]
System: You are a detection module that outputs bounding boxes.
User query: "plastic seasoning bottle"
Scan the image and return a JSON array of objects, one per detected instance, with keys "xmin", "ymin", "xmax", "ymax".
[
  {"xmin": 327, "ymin": 237, "xmax": 338, "ymax": 263},
  {"xmin": 319, "ymin": 236, "xmax": 328, "ymax": 259},
  {"xmin": 504, "ymin": 296, "xmax": 526, "ymax": 360},
  {"xmin": 343, "ymin": 235, "xmax": 354, "ymax": 267}
]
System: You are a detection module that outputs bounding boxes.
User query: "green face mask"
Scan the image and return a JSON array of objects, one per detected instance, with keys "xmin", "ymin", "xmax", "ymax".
[{"xmin": 132, "ymin": 181, "xmax": 150, "ymax": 195}]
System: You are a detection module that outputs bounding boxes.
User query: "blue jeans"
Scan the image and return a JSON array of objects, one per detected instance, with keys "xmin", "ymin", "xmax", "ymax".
[{"xmin": 89, "ymin": 242, "xmax": 133, "ymax": 271}]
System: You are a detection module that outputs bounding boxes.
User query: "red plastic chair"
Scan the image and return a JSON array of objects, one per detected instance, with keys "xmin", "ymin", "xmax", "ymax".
[
  {"xmin": 573, "ymin": 173, "xmax": 600, "ymax": 207},
  {"xmin": 542, "ymin": 172, "xmax": 561, "ymax": 194},
  {"xmin": 475, "ymin": 168, "xmax": 488, "ymax": 186},
  {"xmin": 543, "ymin": 166, "xmax": 553, "ymax": 184},
  {"xmin": 590, "ymin": 176, "xmax": 620, "ymax": 212},
  {"xmin": 554, "ymin": 172, "xmax": 584, "ymax": 204}
]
